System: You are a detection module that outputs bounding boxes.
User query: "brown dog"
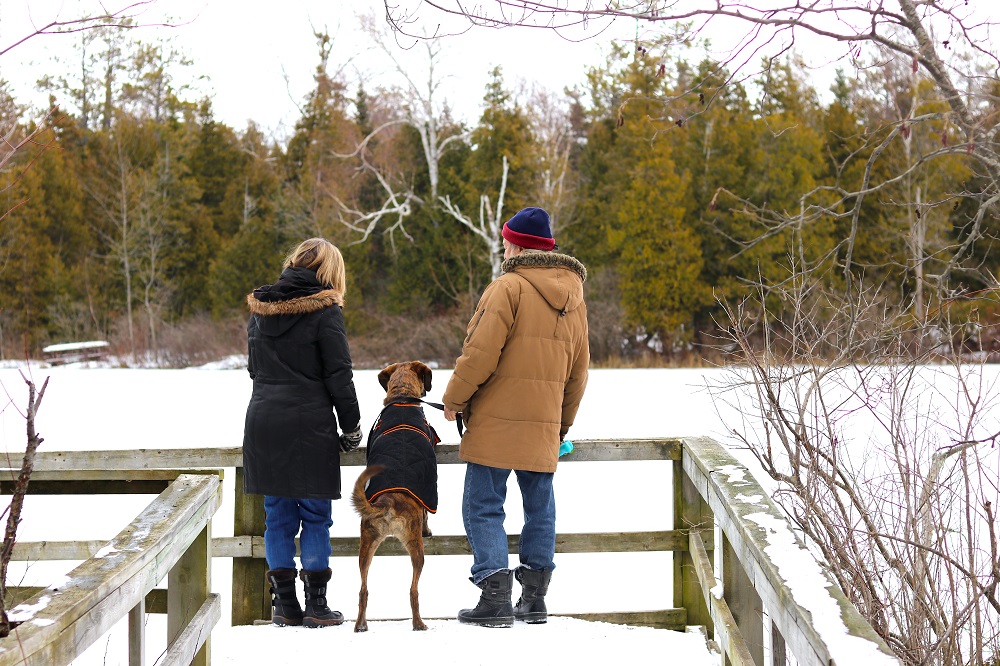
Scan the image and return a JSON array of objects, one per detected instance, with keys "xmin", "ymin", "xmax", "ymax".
[{"xmin": 351, "ymin": 361, "xmax": 440, "ymax": 632}]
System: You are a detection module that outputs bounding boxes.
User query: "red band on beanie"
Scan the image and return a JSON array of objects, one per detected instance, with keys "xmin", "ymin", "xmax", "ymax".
[{"xmin": 502, "ymin": 223, "xmax": 556, "ymax": 251}]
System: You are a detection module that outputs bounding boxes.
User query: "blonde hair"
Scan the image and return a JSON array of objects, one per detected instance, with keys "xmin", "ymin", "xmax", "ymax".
[{"xmin": 284, "ymin": 238, "xmax": 346, "ymax": 294}]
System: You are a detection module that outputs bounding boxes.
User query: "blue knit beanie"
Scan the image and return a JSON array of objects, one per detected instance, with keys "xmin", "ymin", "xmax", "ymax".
[{"xmin": 501, "ymin": 207, "xmax": 555, "ymax": 251}]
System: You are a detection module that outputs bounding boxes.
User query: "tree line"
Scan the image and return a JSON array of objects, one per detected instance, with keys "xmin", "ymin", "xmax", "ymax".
[{"xmin": 1, "ymin": 24, "xmax": 996, "ymax": 367}]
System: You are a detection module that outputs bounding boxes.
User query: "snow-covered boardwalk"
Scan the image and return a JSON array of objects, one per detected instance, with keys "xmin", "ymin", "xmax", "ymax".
[{"xmin": 210, "ymin": 618, "xmax": 719, "ymax": 665}]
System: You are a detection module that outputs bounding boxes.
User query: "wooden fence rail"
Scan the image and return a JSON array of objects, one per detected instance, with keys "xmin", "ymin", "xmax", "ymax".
[
  {"xmin": 1, "ymin": 437, "xmax": 900, "ymax": 666},
  {"xmin": 0, "ymin": 474, "xmax": 222, "ymax": 666}
]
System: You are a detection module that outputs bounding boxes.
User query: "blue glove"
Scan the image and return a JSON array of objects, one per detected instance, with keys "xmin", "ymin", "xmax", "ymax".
[{"xmin": 559, "ymin": 440, "xmax": 574, "ymax": 457}]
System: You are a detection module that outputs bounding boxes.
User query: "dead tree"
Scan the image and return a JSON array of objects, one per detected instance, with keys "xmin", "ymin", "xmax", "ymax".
[
  {"xmin": 0, "ymin": 372, "xmax": 49, "ymax": 637},
  {"xmin": 711, "ymin": 278, "xmax": 1000, "ymax": 665},
  {"xmin": 439, "ymin": 154, "xmax": 510, "ymax": 279}
]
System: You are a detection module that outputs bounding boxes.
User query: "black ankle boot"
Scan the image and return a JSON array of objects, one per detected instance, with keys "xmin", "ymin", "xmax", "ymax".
[
  {"xmin": 266, "ymin": 568, "xmax": 302, "ymax": 627},
  {"xmin": 458, "ymin": 570, "xmax": 514, "ymax": 628},
  {"xmin": 300, "ymin": 568, "xmax": 344, "ymax": 628},
  {"xmin": 514, "ymin": 567, "xmax": 552, "ymax": 624}
]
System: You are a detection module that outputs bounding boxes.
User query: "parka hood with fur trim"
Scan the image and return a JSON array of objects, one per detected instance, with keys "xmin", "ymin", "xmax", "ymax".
[
  {"xmin": 246, "ymin": 266, "xmax": 345, "ymax": 338},
  {"xmin": 501, "ymin": 250, "xmax": 587, "ymax": 317}
]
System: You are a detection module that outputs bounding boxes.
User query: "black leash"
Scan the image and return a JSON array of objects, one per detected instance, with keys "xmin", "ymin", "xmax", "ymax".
[{"xmin": 420, "ymin": 399, "xmax": 464, "ymax": 438}]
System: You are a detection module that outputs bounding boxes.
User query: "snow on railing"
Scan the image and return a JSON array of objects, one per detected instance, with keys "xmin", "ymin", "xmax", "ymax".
[{"xmin": 678, "ymin": 436, "xmax": 900, "ymax": 666}]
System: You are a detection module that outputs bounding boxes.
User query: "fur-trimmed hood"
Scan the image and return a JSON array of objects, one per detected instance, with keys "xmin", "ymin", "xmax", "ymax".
[
  {"xmin": 246, "ymin": 289, "xmax": 344, "ymax": 316},
  {"xmin": 501, "ymin": 250, "xmax": 587, "ymax": 317},
  {"xmin": 501, "ymin": 250, "xmax": 587, "ymax": 283},
  {"xmin": 246, "ymin": 267, "xmax": 345, "ymax": 337}
]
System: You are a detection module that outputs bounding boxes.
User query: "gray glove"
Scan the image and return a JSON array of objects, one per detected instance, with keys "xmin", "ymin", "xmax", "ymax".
[{"xmin": 340, "ymin": 426, "xmax": 363, "ymax": 452}]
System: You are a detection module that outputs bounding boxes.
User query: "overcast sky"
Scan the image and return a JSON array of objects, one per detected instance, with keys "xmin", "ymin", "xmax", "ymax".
[
  {"xmin": 2, "ymin": 0, "xmax": 638, "ymax": 139},
  {"xmin": 7, "ymin": 0, "xmax": 983, "ymax": 142}
]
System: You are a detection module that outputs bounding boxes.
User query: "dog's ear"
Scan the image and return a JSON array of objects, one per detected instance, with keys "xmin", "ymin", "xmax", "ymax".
[
  {"xmin": 378, "ymin": 363, "xmax": 399, "ymax": 392},
  {"xmin": 410, "ymin": 361, "xmax": 432, "ymax": 394}
]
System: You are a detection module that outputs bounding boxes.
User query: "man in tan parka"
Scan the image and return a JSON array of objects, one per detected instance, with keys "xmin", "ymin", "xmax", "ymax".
[{"xmin": 442, "ymin": 206, "xmax": 589, "ymax": 628}]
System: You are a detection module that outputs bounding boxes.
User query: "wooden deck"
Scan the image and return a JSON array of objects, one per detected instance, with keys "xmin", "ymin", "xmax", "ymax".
[{"xmin": 0, "ymin": 438, "xmax": 900, "ymax": 666}]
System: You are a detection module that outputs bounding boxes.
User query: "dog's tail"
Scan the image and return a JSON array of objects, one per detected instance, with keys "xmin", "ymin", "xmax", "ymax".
[{"xmin": 351, "ymin": 464, "xmax": 386, "ymax": 519}]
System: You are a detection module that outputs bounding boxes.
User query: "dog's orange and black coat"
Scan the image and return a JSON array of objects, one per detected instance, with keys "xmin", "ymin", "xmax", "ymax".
[{"xmin": 363, "ymin": 400, "xmax": 439, "ymax": 512}]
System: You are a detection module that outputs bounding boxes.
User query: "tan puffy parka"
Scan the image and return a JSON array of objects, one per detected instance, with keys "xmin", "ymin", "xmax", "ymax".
[{"xmin": 443, "ymin": 250, "xmax": 589, "ymax": 473}]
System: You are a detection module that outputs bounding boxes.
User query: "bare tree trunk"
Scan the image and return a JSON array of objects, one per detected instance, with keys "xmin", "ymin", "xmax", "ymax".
[
  {"xmin": 117, "ymin": 137, "xmax": 135, "ymax": 355},
  {"xmin": 440, "ymin": 155, "xmax": 509, "ymax": 280},
  {"xmin": 0, "ymin": 373, "xmax": 49, "ymax": 637}
]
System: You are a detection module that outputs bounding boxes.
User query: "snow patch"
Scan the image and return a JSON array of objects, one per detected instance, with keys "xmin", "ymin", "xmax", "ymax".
[
  {"xmin": 744, "ymin": 512, "xmax": 896, "ymax": 664},
  {"xmin": 95, "ymin": 544, "xmax": 119, "ymax": 558},
  {"xmin": 193, "ymin": 355, "xmax": 247, "ymax": 370},
  {"xmin": 31, "ymin": 618, "xmax": 55, "ymax": 627},
  {"xmin": 715, "ymin": 464, "xmax": 748, "ymax": 484},
  {"xmin": 735, "ymin": 493, "xmax": 764, "ymax": 505},
  {"xmin": 8, "ymin": 595, "xmax": 52, "ymax": 622},
  {"xmin": 710, "ymin": 582, "xmax": 724, "ymax": 599},
  {"xmin": 47, "ymin": 574, "xmax": 72, "ymax": 589}
]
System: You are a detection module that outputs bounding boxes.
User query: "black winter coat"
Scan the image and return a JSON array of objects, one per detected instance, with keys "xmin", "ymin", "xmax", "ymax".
[{"xmin": 242, "ymin": 267, "xmax": 361, "ymax": 500}]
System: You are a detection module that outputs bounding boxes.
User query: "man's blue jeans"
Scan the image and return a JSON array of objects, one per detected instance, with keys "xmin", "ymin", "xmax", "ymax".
[
  {"xmin": 264, "ymin": 496, "xmax": 333, "ymax": 571},
  {"xmin": 463, "ymin": 462, "xmax": 556, "ymax": 584}
]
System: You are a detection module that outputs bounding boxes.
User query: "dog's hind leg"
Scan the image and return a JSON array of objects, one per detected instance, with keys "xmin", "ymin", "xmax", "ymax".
[
  {"xmin": 402, "ymin": 529, "xmax": 428, "ymax": 631},
  {"xmin": 355, "ymin": 525, "xmax": 386, "ymax": 633}
]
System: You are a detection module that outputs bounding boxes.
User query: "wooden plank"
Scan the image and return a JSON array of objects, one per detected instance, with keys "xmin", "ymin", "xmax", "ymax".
[
  {"xmin": 231, "ymin": 467, "xmax": 268, "ymax": 626},
  {"xmin": 11, "ymin": 541, "xmax": 107, "ymax": 560},
  {"xmin": 213, "ymin": 530, "xmax": 690, "ymax": 559},
  {"xmin": 168, "ymin": 524, "xmax": 210, "ymax": 666},
  {"xmin": 129, "ymin": 596, "xmax": 145, "ymax": 666},
  {"xmin": 146, "ymin": 589, "xmax": 168, "ymax": 614},
  {"xmin": 3, "ymin": 470, "xmax": 223, "ymax": 482},
  {"xmin": 556, "ymin": 609, "xmax": 687, "ymax": 630},
  {"xmin": 153, "ymin": 594, "xmax": 220, "ymax": 666},
  {"xmin": 0, "ymin": 448, "xmax": 244, "ymax": 472},
  {"xmin": 675, "ymin": 458, "xmax": 714, "ymax": 633},
  {"xmin": 1, "ymin": 480, "xmax": 170, "ymax": 495},
  {"xmin": 772, "ymin": 623, "xmax": 787, "ymax": 666},
  {"xmin": 723, "ymin": 530, "xmax": 764, "ymax": 666},
  {"xmin": 6, "ymin": 588, "xmax": 167, "ymax": 614},
  {"xmin": 304, "ymin": 609, "xmax": 687, "ymax": 630},
  {"xmin": 0, "ymin": 475, "xmax": 222, "ymax": 666},
  {"xmin": 690, "ymin": 531, "xmax": 756, "ymax": 666},
  {"xmin": 681, "ymin": 436, "xmax": 898, "ymax": 666},
  {"xmin": 0, "ymin": 470, "xmax": 223, "ymax": 496},
  {"xmin": 1, "ymin": 440, "xmax": 678, "ymax": 475}
]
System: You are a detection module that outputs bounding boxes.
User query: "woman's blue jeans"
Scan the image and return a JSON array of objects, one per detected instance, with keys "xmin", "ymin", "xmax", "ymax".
[
  {"xmin": 463, "ymin": 462, "xmax": 556, "ymax": 584},
  {"xmin": 264, "ymin": 496, "xmax": 333, "ymax": 571}
]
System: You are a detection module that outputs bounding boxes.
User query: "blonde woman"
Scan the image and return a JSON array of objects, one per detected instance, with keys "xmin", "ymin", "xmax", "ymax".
[{"xmin": 243, "ymin": 238, "xmax": 363, "ymax": 627}]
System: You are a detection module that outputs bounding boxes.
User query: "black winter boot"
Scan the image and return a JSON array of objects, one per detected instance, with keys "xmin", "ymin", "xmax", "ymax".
[
  {"xmin": 300, "ymin": 568, "xmax": 344, "ymax": 628},
  {"xmin": 457, "ymin": 570, "xmax": 514, "ymax": 628},
  {"xmin": 514, "ymin": 566, "xmax": 552, "ymax": 624},
  {"xmin": 266, "ymin": 568, "xmax": 303, "ymax": 627}
]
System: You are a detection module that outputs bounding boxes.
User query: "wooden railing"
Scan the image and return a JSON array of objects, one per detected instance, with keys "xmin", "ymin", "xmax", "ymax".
[
  {"xmin": 0, "ymin": 473, "xmax": 222, "ymax": 666},
  {"xmin": 1, "ymin": 438, "xmax": 900, "ymax": 666}
]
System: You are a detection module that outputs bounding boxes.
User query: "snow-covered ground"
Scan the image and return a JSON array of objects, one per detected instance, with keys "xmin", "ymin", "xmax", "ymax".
[{"xmin": 2, "ymin": 360, "xmax": 993, "ymax": 664}]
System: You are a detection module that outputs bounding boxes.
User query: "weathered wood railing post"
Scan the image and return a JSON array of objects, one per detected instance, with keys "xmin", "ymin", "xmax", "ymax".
[
  {"xmin": 232, "ymin": 468, "xmax": 268, "ymax": 625},
  {"xmin": 168, "ymin": 524, "xmax": 211, "ymax": 666},
  {"xmin": 722, "ymin": 530, "xmax": 764, "ymax": 665},
  {"xmin": 129, "ymin": 597, "xmax": 145, "ymax": 666},
  {"xmin": 673, "ymin": 451, "xmax": 713, "ymax": 633}
]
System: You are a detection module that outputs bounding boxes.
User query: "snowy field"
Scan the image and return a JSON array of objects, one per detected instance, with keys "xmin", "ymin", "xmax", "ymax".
[{"xmin": 1, "ymin": 360, "xmax": 995, "ymax": 664}]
